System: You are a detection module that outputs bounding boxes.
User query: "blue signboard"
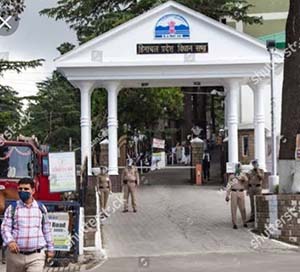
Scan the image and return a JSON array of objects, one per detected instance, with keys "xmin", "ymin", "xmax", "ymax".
[{"xmin": 155, "ymin": 14, "xmax": 190, "ymax": 39}]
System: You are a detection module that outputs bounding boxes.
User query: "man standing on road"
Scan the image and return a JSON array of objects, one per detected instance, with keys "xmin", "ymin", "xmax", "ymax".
[
  {"xmin": 96, "ymin": 166, "xmax": 112, "ymax": 217},
  {"xmin": 225, "ymin": 163, "xmax": 248, "ymax": 229},
  {"xmin": 121, "ymin": 159, "xmax": 140, "ymax": 213},
  {"xmin": 202, "ymin": 149, "xmax": 211, "ymax": 182},
  {"xmin": 247, "ymin": 160, "xmax": 264, "ymax": 223},
  {"xmin": 1, "ymin": 178, "xmax": 54, "ymax": 272}
]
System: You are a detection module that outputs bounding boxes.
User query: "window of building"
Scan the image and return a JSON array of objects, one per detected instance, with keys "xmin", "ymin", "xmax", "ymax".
[{"xmin": 242, "ymin": 135, "xmax": 249, "ymax": 157}]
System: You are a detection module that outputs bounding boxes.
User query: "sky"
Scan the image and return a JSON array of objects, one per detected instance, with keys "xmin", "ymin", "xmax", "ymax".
[{"xmin": 0, "ymin": 0, "xmax": 77, "ymax": 97}]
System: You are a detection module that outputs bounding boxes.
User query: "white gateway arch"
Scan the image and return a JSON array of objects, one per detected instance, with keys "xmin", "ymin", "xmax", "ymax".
[{"xmin": 55, "ymin": 0, "xmax": 283, "ymax": 178}]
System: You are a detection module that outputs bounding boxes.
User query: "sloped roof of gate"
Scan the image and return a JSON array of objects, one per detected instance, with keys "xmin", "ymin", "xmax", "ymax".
[{"xmin": 55, "ymin": 0, "xmax": 280, "ymax": 69}]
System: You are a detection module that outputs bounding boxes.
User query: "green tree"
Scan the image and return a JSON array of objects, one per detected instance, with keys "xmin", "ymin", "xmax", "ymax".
[
  {"xmin": 0, "ymin": 0, "xmax": 25, "ymax": 18},
  {"xmin": 0, "ymin": 1, "xmax": 43, "ymax": 134},
  {"xmin": 118, "ymin": 88, "xmax": 183, "ymax": 133},
  {"xmin": 0, "ymin": 0, "xmax": 43, "ymax": 74},
  {"xmin": 0, "ymin": 86, "xmax": 21, "ymax": 132},
  {"xmin": 24, "ymin": 72, "xmax": 81, "ymax": 151}
]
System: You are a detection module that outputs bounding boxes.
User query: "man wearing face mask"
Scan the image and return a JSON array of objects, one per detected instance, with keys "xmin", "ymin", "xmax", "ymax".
[
  {"xmin": 121, "ymin": 158, "xmax": 140, "ymax": 213},
  {"xmin": 247, "ymin": 160, "xmax": 264, "ymax": 223},
  {"xmin": 225, "ymin": 163, "xmax": 248, "ymax": 229},
  {"xmin": 96, "ymin": 166, "xmax": 112, "ymax": 217},
  {"xmin": 1, "ymin": 178, "xmax": 54, "ymax": 272}
]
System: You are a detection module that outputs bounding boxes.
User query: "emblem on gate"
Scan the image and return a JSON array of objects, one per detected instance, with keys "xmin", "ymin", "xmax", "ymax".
[{"xmin": 155, "ymin": 14, "xmax": 190, "ymax": 39}]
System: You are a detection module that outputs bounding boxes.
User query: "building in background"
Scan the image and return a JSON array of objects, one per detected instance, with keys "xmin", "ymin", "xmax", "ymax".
[
  {"xmin": 228, "ymin": 0, "xmax": 288, "ymax": 48},
  {"xmin": 225, "ymin": 0, "xmax": 288, "ymax": 168},
  {"xmin": 181, "ymin": 1, "xmax": 288, "ymax": 169}
]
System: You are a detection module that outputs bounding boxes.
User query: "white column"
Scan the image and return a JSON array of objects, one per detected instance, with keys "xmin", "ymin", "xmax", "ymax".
[
  {"xmin": 250, "ymin": 82, "xmax": 266, "ymax": 170},
  {"xmin": 77, "ymin": 81, "xmax": 94, "ymax": 174},
  {"xmin": 225, "ymin": 79, "xmax": 240, "ymax": 164},
  {"xmin": 87, "ymin": 89, "xmax": 92, "ymax": 168},
  {"xmin": 105, "ymin": 82, "xmax": 121, "ymax": 175},
  {"xmin": 224, "ymin": 90, "xmax": 228, "ymax": 128},
  {"xmin": 235, "ymin": 21, "xmax": 244, "ymax": 33}
]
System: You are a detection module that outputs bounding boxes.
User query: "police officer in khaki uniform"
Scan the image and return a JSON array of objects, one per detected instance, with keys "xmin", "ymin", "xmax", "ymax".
[
  {"xmin": 247, "ymin": 160, "xmax": 264, "ymax": 223},
  {"xmin": 96, "ymin": 166, "xmax": 112, "ymax": 217},
  {"xmin": 121, "ymin": 159, "xmax": 140, "ymax": 213},
  {"xmin": 225, "ymin": 163, "xmax": 248, "ymax": 229}
]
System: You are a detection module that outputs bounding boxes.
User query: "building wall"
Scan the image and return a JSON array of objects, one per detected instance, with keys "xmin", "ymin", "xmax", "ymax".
[
  {"xmin": 230, "ymin": 1, "xmax": 286, "ymax": 159},
  {"xmin": 228, "ymin": 0, "xmax": 288, "ymax": 38},
  {"xmin": 247, "ymin": 0, "xmax": 288, "ymax": 38},
  {"xmin": 244, "ymin": 19, "xmax": 287, "ymax": 38},
  {"xmin": 248, "ymin": 0, "xmax": 289, "ymax": 14},
  {"xmin": 255, "ymin": 194, "xmax": 300, "ymax": 246}
]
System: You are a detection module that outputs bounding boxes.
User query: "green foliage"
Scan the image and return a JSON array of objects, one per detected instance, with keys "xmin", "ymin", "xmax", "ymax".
[
  {"xmin": 118, "ymin": 88, "xmax": 183, "ymax": 133},
  {"xmin": 0, "ymin": 0, "xmax": 25, "ymax": 18},
  {"xmin": 0, "ymin": 58, "xmax": 44, "ymax": 137},
  {"xmin": 41, "ymin": 0, "xmax": 261, "ymax": 43},
  {"xmin": 0, "ymin": 59, "xmax": 44, "ymax": 74},
  {"xmin": 0, "ymin": 85, "xmax": 21, "ymax": 132},
  {"xmin": 91, "ymin": 89, "xmax": 107, "ymax": 134},
  {"xmin": 57, "ymin": 42, "xmax": 76, "ymax": 55},
  {"xmin": 0, "ymin": 59, "xmax": 44, "ymax": 138},
  {"xmin": 23, "ymin": 72, "xmax": 81, "ymax": 151},
  {"xmin": 213, "ymin": 96, "xmax": 225, "ymax": 131}
]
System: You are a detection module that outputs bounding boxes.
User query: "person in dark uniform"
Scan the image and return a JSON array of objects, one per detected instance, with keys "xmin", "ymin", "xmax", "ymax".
[{"xmin": 202, "ymin": 149, "xmax": 211, "ymax": 182}]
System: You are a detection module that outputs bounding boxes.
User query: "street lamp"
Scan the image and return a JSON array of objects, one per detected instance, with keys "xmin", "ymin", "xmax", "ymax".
[{"xmin": 266, "ymin": 40, "xmax": 279, "ymax": 192}]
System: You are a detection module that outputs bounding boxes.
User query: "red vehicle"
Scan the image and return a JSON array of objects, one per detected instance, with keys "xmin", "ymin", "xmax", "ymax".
[{"xmin": 0, "ymin": 136, "xmax": 61, "ymax": 204}]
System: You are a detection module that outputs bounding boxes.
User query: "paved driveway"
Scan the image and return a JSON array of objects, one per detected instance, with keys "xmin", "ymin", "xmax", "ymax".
[{"xmin": 102, "ymin": 168, "xmax": 292, "ymax": 258}]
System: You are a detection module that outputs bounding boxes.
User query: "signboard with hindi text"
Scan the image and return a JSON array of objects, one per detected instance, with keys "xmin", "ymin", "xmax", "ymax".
[
  {"xmin": 49, "ymin": 152, "xmax": 76, "ymax": 193},
  {"xmin": 152, "ymin": 138, "xmax": 165, "ymax": 149},
  {"xmin": 48, "ymin": 212, "xmax": 71, "ymax": 251},
  {"xmin": 137, "ymin": 43, "xmax": 208, "ymax": 54}
]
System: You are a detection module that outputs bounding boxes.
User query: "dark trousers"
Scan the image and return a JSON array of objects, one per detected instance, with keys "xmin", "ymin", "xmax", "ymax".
[{"xmin": 203, "ymin": 163, "xmax": 210, "ymax": 180}]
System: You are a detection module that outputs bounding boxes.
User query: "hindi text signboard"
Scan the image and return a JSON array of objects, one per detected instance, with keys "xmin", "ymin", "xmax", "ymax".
[
  {"xmin": 49, "ymin": 152, "xmax": 76, "ymax": 193},
  {"xmin": 152, "ymin": 138, "xmax": 165, "ymax": 149},
  {"xmin": 137, "ymin": 43, "xmax": 208, "ymax": 54}
]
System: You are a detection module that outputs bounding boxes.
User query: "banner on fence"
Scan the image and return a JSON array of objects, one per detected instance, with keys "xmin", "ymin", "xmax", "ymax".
[
  {"xmin": 49, "ymin": 152, "xmax": 76, "ymax": 192},
  {"xmin": 152, "ymin": 138, "xmax": 165, "ymax": 149},
  {"xmin": 48, "ymin": 212, "xmax": 71, "ymax": 251},
  {"xmin": 151, "ymin": 152, "xmax": 166, "ymax": 170}
]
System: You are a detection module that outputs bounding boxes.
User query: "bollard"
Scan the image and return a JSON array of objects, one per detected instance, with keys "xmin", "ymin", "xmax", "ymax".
[{"xmin": 195, "ymin": 164, "xmax": 202, "ymax": 185}]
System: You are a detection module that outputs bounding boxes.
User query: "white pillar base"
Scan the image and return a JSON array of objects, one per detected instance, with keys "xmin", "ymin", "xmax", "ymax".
[{"xmin": 268, "ymin": 175, "xmax": 279, "ymax": 193}]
